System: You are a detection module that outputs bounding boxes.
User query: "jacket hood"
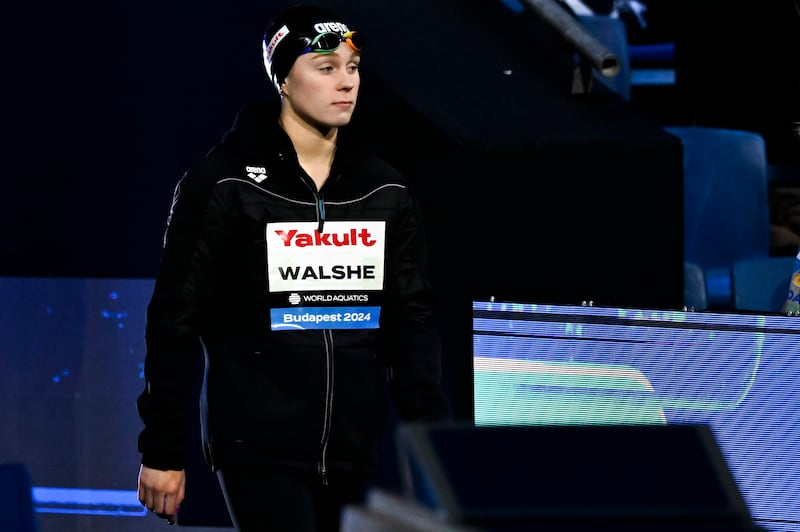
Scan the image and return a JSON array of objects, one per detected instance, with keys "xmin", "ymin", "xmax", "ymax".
[
  {"xmin": 216, "ymin": 101, "xmax": 289, "ymax": 158},
  {"xmin": 213, "ymin": 101, "xmax": 368, "ymax": 172}
]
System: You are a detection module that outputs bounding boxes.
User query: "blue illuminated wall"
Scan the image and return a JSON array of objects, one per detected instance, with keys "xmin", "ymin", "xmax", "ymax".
[{"xmin": 0, "ymin": 278, "xmax": 154, "ymax": 530}]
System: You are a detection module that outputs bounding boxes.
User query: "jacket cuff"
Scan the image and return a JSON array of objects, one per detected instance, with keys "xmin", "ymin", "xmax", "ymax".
[{"xmin": 141, "ymin": 452, "xmax": 186, "ymax": 472}]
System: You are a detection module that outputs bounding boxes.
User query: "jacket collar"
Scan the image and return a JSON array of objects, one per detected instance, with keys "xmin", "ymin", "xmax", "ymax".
[{"xmin": 216, "ymin": 101, "xmax": 367, "ymax": 174}]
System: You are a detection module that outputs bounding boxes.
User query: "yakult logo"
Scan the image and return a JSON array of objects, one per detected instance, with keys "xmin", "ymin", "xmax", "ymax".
[
  {"xmin": 274, "ymin": 228, "xmax": 376, "ymax": 248},
  {"xmin": 313, "ymin": 21, "xmax": 349, "ymax": 34},
  {"xmin": 264, "ymin": 25, "xmax": 290, "ymax": 66}
]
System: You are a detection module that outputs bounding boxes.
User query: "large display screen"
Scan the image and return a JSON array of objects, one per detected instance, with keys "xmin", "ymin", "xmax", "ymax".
[{"xmin": 473, "ymin": 300, "xmax": 800, "ymax": 532}]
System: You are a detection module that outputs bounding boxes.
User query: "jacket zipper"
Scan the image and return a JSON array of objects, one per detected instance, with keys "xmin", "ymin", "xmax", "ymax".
[
  {"xmin": 318, "ymin": 329, "xmax": 335, "ymax": 485},
  {"xmin": 297, "ymin": 171, "xmax": 326, "ymax": 233},
  {"xmin": 298, "ymin": 169, "xmax": 333, "ymax": 483},
  {"xmin": 316, "ymin": 196, "xmax": 326, "ymax": 233}
]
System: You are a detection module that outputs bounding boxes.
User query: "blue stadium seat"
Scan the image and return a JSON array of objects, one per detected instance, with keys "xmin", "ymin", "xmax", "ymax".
[
  {"xmin": 731, "ymin": 256, "xmax": 796, "ymax": 313},
  {"xmin": 665, "ymin": 127, "xmax": 771, "ymax": 309}
]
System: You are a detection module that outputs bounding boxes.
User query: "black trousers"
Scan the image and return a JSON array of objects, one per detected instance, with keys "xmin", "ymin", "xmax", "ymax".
[{"xmin": 217, "ymin": 464, "xmax": 369, "ymax": 532}]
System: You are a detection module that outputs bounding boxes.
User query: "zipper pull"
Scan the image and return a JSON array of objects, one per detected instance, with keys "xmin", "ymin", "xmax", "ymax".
[{"xmin": 317, "ymin": 197, "xmax": 326, "ymax": 233}]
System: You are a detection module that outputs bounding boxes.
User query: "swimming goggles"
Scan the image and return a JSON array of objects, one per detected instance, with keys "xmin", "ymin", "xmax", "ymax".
[{"xmin": 301, "ymin": 31, "xmax": 363, "ymax": 55}]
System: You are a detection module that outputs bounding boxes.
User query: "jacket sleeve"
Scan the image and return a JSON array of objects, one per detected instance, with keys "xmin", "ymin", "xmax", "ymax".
[
  {"xmin": 381, "ymin": 189, "xmax": 451, "ymax": 422},
  {"xmin": 136, "ymin": 161, "xmax": 237, "ymax": 471}
]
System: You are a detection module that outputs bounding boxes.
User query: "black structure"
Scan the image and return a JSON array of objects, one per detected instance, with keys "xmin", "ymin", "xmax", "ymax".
[{"xmin": 392, "ymin": 422, "xmax": 767, "ymax": 531}]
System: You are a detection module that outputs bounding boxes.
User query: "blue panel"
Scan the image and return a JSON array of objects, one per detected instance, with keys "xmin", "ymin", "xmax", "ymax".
[{"xmin": 0, "ymin": 277, "xmax": 154, "ymax": 522}]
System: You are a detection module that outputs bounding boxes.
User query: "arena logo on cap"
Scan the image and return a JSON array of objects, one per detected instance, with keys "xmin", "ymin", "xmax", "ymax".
[{"xmin": 313, "ymin": 21, "xmax": 349, "ymax": 34}]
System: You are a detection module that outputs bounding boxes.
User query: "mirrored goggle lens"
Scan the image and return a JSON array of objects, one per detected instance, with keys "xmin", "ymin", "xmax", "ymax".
[{"xmin": 302, "ymin": 31, "xmax": 362, "ymax": 55}]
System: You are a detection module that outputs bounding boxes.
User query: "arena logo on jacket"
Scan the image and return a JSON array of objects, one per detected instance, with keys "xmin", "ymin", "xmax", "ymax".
[{"xmin": 266, "ymin": 221, "xmax": 384, "ymax": 330}]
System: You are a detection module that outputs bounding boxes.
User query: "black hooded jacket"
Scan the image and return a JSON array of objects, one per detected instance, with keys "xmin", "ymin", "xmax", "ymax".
[{"xmin": 137, "ymin": 102, "xmax": 449, "ymax": 477}]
